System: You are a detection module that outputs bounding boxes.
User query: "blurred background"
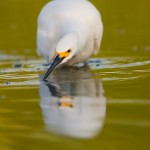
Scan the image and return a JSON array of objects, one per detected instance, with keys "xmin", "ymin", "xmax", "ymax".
[{"xmin": 0, "ymin": 0, "xmax": 150, "ymax": 150}]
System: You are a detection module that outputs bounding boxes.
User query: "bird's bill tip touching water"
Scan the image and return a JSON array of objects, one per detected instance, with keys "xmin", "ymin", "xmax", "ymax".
[{"xmin": 43, "ymin": 54, "xmax": 65, "ymax": 81}]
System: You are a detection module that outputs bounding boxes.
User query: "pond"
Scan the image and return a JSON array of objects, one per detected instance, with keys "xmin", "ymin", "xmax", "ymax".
[{"xmin": 0, "ymin": 0, "xmax": 150, "ymax": 150}]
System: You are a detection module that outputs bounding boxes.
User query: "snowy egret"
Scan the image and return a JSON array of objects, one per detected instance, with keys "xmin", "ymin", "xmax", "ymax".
[{"xmin": 37, "ymin": 0, "xmax": 103, "ymax": 80}]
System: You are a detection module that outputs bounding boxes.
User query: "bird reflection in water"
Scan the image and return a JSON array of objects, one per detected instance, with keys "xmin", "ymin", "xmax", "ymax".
[{"xmin": 39, "ymin": 67, "xmax": 106, "ymax": 139}]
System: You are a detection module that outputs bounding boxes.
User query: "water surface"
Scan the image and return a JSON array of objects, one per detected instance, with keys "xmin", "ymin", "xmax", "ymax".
[{"xmin": 0, "ymin": 55, "xmax": 150, "ymax": 150}]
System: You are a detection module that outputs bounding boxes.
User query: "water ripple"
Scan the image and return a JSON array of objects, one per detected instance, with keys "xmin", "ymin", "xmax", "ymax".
[{"xmin": 0, "ymin": 54, "xmax": 150, "ymax": 86}]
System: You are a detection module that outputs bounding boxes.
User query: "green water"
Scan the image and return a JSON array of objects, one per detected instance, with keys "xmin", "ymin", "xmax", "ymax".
[{"xmin": 0, "ymin": 0, "xmax": 150, "ymax": 150}]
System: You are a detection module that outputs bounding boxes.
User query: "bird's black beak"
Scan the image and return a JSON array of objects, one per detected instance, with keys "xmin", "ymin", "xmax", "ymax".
[{"xmin": 43, "ymin": 55, "xmax": 65, "ymax": 81}]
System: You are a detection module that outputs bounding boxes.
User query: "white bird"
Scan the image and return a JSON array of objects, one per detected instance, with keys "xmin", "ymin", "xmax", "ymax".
[{"xmin": 37, "ymin": 0, "xmax": 103, "ymax": 80}]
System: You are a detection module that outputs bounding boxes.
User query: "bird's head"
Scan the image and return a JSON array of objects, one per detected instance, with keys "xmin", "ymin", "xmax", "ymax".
[{"xmin": 43, "ymin": 32, "xmax": 78, "ymax": 80}]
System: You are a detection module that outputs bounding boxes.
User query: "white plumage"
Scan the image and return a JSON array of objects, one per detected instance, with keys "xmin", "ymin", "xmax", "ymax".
[{"xmin": 37, "ymin": 0, "xmax": 103, "ymax": 66}]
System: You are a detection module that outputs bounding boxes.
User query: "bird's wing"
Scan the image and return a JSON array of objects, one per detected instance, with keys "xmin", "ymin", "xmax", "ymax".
[
  {"xmin": 93, "ymin": 30, "xmax": 103, "ymax": 55},
  {"xmin": 93, "ymin": 18, "xmax": 103, "ymax": 55},
  {"xmin": 37, "ymin": 2, "xmax": 58, "ymax": 61},
  {"xmin": 37, "ymin": 22, "xmax": 57, "ymax": 61}
]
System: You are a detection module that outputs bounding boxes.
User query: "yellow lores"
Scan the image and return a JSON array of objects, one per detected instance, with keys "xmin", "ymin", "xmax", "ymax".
[
  {"xmin": 43, "ymin": 49, "xmax": 72, "ymax": 80},
  {"xmin": 56, "ymin": 49, "xmax": 72, "ymax": 58}
]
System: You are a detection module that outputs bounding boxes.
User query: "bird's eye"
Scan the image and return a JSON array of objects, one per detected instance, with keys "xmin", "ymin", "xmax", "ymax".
[{"xmin": 67, "ymin": 49, "xmax": 71, "ymax": 53}]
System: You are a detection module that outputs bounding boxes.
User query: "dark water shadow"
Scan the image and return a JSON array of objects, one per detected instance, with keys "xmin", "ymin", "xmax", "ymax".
[{"xmin": 39, "ymin": 67, "xmax": 106, "ymax": 139}]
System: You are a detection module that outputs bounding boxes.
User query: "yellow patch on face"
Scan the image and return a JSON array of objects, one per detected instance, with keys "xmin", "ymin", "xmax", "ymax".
[
  {"xmin": 59, "ymin": 102, "xmax": 73, "ymax": 108},
  {"xmin": 59, "ymin": 95, "xmax": 73, "ymax": 108},
  {"xmin": 56, "ymin": 49, "xmax": 72, "ymax": 58}
]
